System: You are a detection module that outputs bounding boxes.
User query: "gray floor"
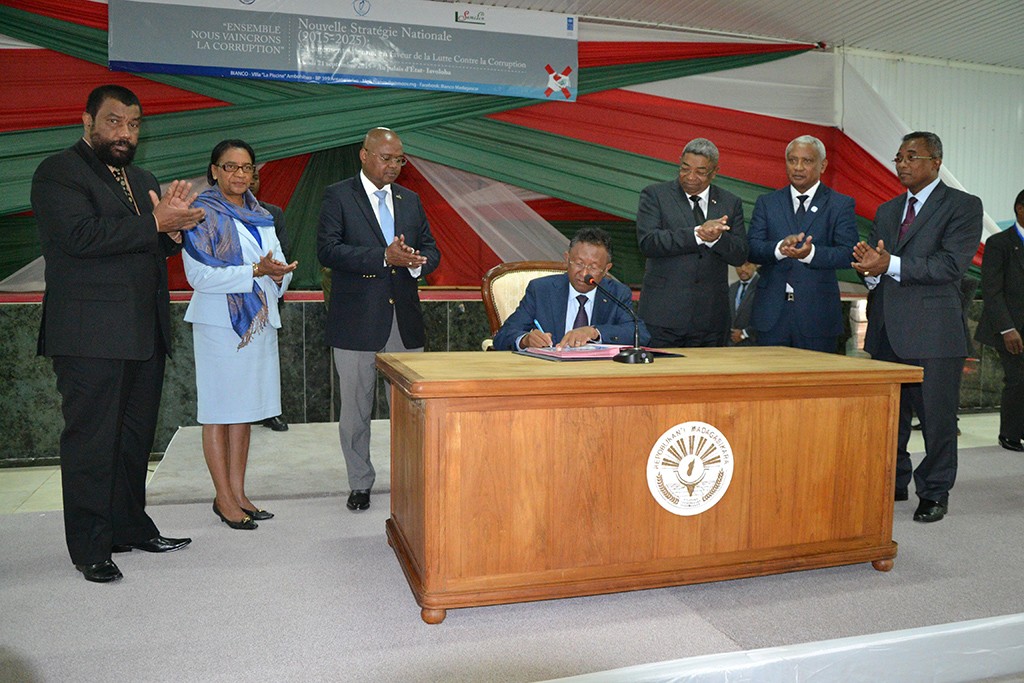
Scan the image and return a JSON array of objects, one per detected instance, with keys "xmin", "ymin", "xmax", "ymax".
[{"xmin": 3, "ymin": 416, "xmax": 1024, "ymax": 682}]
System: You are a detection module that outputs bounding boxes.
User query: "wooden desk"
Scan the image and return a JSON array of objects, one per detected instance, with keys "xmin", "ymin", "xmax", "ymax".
[{"xmin": 376, "ymin": 347, "xmax": 922, "ymax": 624}]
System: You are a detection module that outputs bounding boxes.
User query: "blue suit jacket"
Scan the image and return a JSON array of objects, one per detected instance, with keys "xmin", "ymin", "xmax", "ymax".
[
  {"xmin": 317, "ymin": 176, "xmax": 440, "ymax": 351},
  {"xmin": 492, "ymin": 273, "xmax": 650, "ymax": 350},
  {"xmin": 747, "ymin": 184, "xmax": 858, "ymax": 337}
]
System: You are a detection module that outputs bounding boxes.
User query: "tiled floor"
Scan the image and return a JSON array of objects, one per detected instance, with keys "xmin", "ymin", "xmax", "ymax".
[
  {"xmin": 0, "ymin": 413, "xmax": 1006, "ymax": 514},
  {"xmin": 0, "ymin": 463, "xmax": 157, "ymax": 514}
]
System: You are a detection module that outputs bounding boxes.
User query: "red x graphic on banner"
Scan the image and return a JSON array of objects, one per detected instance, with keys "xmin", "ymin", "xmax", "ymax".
[{"xmin": 544, "ymin": 64, "xmax": 573, "ymax": 99}]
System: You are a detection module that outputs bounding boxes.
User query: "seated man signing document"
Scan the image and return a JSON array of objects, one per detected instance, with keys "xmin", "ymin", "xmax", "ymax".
[{"xmin": 493, "ymin": 228, "xmax": 650, "ymax": 351}]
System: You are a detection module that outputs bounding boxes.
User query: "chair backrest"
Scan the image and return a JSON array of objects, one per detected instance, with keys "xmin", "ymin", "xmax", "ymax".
[{"xmin": 481, "ymin": 260, "xmax": 567, "ymax": 335}]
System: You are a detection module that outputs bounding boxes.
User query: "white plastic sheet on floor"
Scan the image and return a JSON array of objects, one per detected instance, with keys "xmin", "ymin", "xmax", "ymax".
[{"xmin": 539, "ymin": 613, "xmax": 1024, "ymax": 683}]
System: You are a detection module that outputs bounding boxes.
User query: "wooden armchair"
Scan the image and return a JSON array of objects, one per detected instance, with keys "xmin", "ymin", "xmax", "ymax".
[{"xmin": 480, "ymin": 260, "xmax": 567, "ymax": 350}]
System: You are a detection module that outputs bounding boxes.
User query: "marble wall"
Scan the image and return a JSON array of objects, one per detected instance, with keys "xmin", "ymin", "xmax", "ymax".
[
  {"xmin": 0, "ymin": 297, "xmax": 1001, "ymax": 467},
  {"xmin": 0, "ymin": 298, "xmax": 491, "ymax": 467}
]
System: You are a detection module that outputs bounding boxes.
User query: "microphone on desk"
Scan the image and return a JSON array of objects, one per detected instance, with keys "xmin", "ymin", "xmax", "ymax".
[{"xmin": 584, "ymin": 275, "xmax": 654, "ymax": 364}]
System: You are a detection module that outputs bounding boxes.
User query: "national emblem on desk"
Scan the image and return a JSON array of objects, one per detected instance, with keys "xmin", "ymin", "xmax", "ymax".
[{"xmin": 647, "ymin": 421, "xmax": 734, "ymax": 516}]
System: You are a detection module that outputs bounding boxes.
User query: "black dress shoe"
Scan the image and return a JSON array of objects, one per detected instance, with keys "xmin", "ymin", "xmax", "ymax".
[
  {"xmin": 112, "ymin": 536, "xmax": 190, "ymax": 553},
  {"xmin": 126, "ymin": 536, "xmax": 192, "ymax": 553},
  {"xmin": 213, "ymin": 502, "xmax": 258, "ymax": 530},
  {"xmin": 913, "ymin": 498, "xmax": 948, "ymax": 523},
  {"xmin": 895, "ymin": 488, "xmax": 909, "ymax": 502},
  {"xmin": 347, "ymin": 490, "xmax": 370, "ymax": 511},
  {"xmin": 261, "ymin": 416, "xmax": 289, "ymax": 432},
  {"xmin": 75, "ymin": 560, "xmax": 123, "ymax": 583},
  {"xmin": 999, "ymin": 435, "xmax": 1024, "ymax": 452},
  {"xmin": 241, "ymin": 507, "xmax": 274, "ymax": 520}
]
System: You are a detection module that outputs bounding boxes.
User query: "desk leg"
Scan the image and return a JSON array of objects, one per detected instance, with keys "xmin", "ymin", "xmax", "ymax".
[
  {"xmin": 421, "ymin": 608, "xmax": 446, "ymax": 624},
  {"xmin": 872, "ymin": 559, "xmax": 894, "ymax": 572}
]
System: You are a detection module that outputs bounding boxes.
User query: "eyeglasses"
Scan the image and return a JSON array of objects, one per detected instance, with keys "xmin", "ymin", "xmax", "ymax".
[
  {"xmin": 892, "ymin": 155, "xmax": 935, "ymax": 164},
  {"xmin": 365, "ymin": 150, "xmax": 408, "ymax": 166},
  {"xmin": 216, "ymin": 162, "xmax": 256, "ymax": 175},
  {"xmin": 567, "ymin": 259, "xmax": 607, "ymax": 273},
  {"xmin": 679, "ymin": 165, "xmax": 714, "ymax": 179}
]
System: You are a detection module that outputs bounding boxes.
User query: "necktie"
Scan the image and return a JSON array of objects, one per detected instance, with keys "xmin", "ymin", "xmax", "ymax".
[
  {"xmin": 689, "ymin": 195, "xmax": 706, "ymax": 225},
  {"xmin": 735, "ymin": 281, "xmax": 747, "ymax": 309},
  {"xmin": 795, "ymin": 194, "xmax": 808, "ymax": 220},
  {"xmin": 898, "ymin": 197, "xmax": 917, "ymax": 241},
  {"xmin": 112, "ymin": 167, "xmax": 138, "ymax": 214},
  {"xmin": 374, "ymin": 189, "xmax": 395, "ymax": 243},
  {"xmin": 573, "ymin": 294, "xmax": 589, "ymax": 329}
]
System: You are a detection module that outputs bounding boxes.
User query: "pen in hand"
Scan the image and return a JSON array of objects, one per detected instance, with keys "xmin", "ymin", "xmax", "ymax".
[{"xmin": 522, "ymin": 319, "xmax": 553, "ymax": 349}]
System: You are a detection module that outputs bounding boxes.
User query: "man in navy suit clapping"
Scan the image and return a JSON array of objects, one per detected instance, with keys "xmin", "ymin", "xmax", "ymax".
[{"xmin": 746, "ymin": 135, "xmax": 859, "ymax": 353}]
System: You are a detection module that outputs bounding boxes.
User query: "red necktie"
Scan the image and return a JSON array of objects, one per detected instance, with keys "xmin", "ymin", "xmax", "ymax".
[{"xmin": 898, "ymin": 197, "xmax": 917, "ymax": 241}]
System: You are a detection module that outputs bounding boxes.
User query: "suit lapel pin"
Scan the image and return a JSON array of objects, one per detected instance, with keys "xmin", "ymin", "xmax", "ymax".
[
  {"xmin": 811, "ymin": 206, "xmax": 818, "ymax": 213},
  {"xmin": 395, "ymin": 193, "xmax": 402, "ymax": 200}
]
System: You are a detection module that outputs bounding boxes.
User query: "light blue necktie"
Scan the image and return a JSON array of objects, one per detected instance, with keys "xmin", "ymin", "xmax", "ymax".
[{"xmin": 374, "ymin": 189, "xmax": 395, "ymax": 243}]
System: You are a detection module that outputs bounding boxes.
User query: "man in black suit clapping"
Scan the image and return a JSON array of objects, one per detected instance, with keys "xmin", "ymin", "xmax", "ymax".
[
  {"xmin": 636, "ymin": 138, "xmax": 748, "ymax": 348},
  {"xmin": 32, "ymin": 85, "xmax": 203, "ymax": 582}
]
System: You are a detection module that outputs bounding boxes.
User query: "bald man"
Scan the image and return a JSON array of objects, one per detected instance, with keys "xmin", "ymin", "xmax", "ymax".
[{"xmin": 317, "ymin": 128, "xmax": 441, "ymax": 512}]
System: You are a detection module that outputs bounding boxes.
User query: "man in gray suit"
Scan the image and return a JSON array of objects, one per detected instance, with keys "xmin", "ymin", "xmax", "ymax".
[
  {"xmin": 975, "ymin": 189, "xmax": 1024, "ymax": 452},
  {"xmin": 637, "ymin": 138, "xmax": 748, "ymax": 347},
  {"xmin": 853, "ymin": 131, "xmax": 983, "ymax": 523},
  {"xmin": 728, "ymin": 262, "xmax": 759, "ymax": 346}
]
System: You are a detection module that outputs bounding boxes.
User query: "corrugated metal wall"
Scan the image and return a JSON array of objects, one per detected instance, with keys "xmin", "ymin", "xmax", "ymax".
[{"xmin": 843, "ymin": 49, "xmax": 1024, "ymax": 223}]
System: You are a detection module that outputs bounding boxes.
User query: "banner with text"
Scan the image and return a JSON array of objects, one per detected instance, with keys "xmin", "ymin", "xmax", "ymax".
[{"xmin": 108, "ymin": 0, "xmax": 578, "ymax": 101}]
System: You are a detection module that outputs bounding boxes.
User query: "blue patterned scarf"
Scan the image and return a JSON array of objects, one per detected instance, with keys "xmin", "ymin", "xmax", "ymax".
[{"xmin": 184, "ymin": 188, "xmax": 275, "ymax": 348}]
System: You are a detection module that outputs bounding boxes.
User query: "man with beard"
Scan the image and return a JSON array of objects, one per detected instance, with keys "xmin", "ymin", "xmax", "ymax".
[{"xmin": 32, "ymin": 85, "xmax": 205, "ymax": 582}]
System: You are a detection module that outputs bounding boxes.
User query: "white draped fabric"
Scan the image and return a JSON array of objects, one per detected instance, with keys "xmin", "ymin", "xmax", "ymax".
[{"xmin": 408, "ymin": 156, "xmax": 569, "ymax": 263}]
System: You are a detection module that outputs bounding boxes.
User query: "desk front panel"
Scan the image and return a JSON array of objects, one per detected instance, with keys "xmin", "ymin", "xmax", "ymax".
[{"xmin": 385, "ymin": 363, "xmax": 902, "ymax": 610}]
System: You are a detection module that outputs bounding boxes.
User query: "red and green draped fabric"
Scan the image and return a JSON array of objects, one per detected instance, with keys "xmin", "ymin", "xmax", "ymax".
[{"xmin": 1, "ymin": 0, "xmax": 829, "ymax": 287}]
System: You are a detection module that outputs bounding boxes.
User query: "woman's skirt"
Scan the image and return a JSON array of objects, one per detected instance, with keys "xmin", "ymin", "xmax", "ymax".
[{"xmin": 192, "ymin": 322, "xmax": 281, "ymax": 425}]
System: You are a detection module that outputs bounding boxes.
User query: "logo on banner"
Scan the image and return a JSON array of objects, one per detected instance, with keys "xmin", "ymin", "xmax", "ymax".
[
  {"xmin": 544, "ymin": 64, "xmax": 572, "ymax": 99},
  {"xmin": 455, "ymin": 10, "xmax": 486, "ymax": 25},
  {"xmin": 353, "ymin": 0, "xmax": 371, "ymax": 16},
  {"xmin": 647, "ymin": 421, "xmax": 734, "ymax": 516}
]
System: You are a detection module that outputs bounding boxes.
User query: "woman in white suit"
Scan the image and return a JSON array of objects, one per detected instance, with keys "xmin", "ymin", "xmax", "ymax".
[{"xmin": 182, "ymin": 139, "xmax": 297, "ymax": 529}]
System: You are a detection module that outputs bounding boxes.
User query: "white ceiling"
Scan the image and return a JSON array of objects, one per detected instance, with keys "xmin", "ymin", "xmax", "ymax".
[{"xmin": 443, "ymin": 0, "xmax": 1024, "ymax": 71}]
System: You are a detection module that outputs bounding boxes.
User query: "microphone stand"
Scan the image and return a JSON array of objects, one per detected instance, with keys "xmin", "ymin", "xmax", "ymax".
[{"xmin": 585, "ymin": 276, "xmax": 654, "ymax": 364}]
